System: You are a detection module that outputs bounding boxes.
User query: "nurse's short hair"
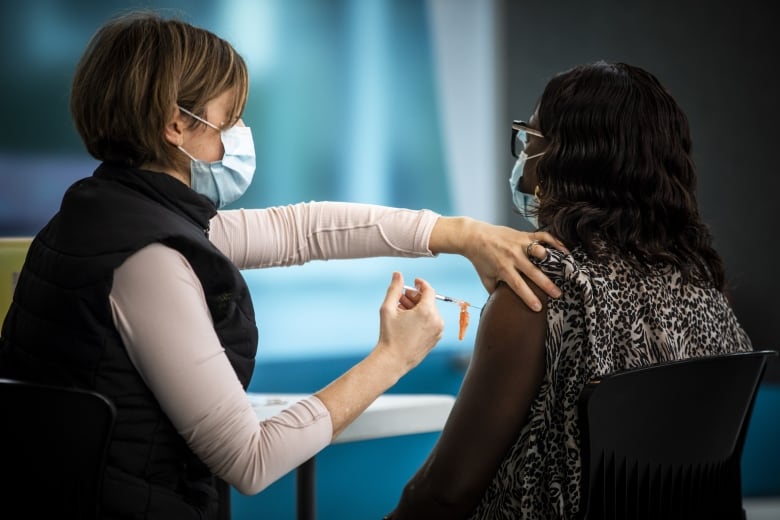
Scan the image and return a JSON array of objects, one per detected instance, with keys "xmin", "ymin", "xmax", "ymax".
[{"xmin": 70, "ymin": 10, "xmax": 248, "ymax": 169}]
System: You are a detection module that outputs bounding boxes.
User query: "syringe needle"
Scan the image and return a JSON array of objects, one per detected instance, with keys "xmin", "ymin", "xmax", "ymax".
[{"xmin": 402, "ymin": 285, "xmax": 481, "ymax": 309}]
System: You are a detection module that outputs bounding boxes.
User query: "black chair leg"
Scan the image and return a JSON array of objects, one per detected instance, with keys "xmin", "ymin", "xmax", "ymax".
[{"xmin": 297, "ymin": 457, "xmax": 316, "ymax": 520}]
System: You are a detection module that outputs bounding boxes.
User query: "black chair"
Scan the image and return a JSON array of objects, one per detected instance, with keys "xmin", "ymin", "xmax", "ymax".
[
  {"xmin": 577, "ymin": 350, "xmax": 777, "ymax": 520},
  {"xmin": 0, "ymin": 378, "xmax": 116, "ymax": 519}
]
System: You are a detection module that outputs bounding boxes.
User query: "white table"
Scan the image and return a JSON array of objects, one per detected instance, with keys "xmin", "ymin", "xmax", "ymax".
[{"xmin": 248, "ymin": 392, "xmax": 456, "ymax": 520}]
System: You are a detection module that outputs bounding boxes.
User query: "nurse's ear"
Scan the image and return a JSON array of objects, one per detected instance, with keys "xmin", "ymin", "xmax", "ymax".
[{"xmin": 163, "ymin": 108, "xmax": 188, "ymax": 147}]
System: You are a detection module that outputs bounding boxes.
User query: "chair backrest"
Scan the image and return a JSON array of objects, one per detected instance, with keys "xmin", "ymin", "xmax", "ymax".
[
  {"xmin": 577, "ymin": 350, "xmax": 777, "ymax": 520},
  {"xmin": 0, "ymin": 378, "xmax": 116, "ymax": 519}
]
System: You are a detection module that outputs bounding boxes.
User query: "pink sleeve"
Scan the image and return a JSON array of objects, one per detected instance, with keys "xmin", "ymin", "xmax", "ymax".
[
  {"xmin": 208, "ymin": 202, "xmax": 440, "ymax": 268},
  {"xmin": 109, "ymin": 243, "xmax": 333, "ymax": 495}
]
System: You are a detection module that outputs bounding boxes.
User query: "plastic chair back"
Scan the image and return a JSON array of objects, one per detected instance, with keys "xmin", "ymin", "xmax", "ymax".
[
  {"xmin": 0, "ymin": 378, "xmax": 116, "ymax": 519},
  {"xmin": 577, "ymin": 350, "xmax": 777, "ymax": 520}
]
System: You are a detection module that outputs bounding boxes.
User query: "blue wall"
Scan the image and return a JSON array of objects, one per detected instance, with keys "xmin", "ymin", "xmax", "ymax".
[{"xmin": 742, "ymin": 384, "xmax": 780, "ymax": 497}]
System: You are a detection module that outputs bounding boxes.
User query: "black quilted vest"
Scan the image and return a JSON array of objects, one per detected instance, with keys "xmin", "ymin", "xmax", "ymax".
[{"xmin": 0, "ymin": 162, "xmax": 258, "ymax": 519}]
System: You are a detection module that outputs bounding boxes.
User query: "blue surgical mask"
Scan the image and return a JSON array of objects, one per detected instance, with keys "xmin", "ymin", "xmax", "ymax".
[
  {"xmin": 177, "ymin": 106, "xmax": 256, "ymax": 209},
  {"xmin": 509, "ymin": 151, "xmax": 545, "ymax": 228}
]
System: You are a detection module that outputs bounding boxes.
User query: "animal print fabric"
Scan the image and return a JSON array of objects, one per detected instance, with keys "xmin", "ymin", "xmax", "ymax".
[{"xmin": 468, "ymin": 247, "xmax": 753, "ymax": 519}]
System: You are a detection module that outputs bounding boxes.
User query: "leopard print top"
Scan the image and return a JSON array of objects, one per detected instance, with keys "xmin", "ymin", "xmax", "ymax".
[{"xmin": 469, "ymin": 247, "xmax": 753, "ymax": 519}]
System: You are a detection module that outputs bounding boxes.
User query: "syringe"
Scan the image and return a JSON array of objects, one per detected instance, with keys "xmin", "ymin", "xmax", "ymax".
[{"xmin": 402, "ymin": 285, "xmax": 481, "ymax": 309}]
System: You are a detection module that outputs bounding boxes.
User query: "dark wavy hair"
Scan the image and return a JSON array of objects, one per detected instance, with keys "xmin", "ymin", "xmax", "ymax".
[{"xmin": 534, "ymin": 61, "xmax": 724, "ymax": 289}]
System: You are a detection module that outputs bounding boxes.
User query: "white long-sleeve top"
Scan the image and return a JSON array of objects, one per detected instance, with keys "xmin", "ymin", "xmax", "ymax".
[{"xmin": 108, "ymin": 202, "xmax": 439, "ymax": 495}]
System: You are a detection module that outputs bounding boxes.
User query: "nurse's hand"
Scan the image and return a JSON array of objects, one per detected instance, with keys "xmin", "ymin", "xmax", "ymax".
[
  {"xmin": 374, "ymin": 274, "xmax": 443, "ymax": 372},
  {"xmin": 429, "ymin": 217, "xmax": 566, "ymax": 311},
  {"xmin": 315, "ymin": 273, "xmax": 443, "ymax": 439}
]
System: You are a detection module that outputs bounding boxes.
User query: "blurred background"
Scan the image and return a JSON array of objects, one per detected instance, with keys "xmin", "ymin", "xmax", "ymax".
[{"xmin": 1, "ymin": 0, "xmax": 778, "ymax": 518}]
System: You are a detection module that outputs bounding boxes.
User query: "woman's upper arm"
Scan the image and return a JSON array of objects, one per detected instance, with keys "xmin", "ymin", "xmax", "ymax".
[
  {"xmin": 109, "ymin": 244, "xmax": 333, "ymax": 494},
  {"xmin": 391, "ymin": 278, "xmax": 547, "ymax": 518},
  {"xmin": 110, "ymin": 244, "xmax": 238, "ymax": 427}
]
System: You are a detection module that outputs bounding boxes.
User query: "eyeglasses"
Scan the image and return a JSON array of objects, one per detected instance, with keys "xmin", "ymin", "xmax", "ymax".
[{"xmin": 511, "ymin": 120, "xmax": 545, "ymax": 158}]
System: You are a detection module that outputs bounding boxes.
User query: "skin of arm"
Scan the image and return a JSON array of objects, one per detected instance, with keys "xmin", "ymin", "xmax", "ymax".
[
  {"xmin": 428, "ymin": 216, "xmax": 564, "ymax": 311},
  {"xmin": 315, "ymin": 273, "xmax": 444, "ymax": 438},
  {"xmin": 385, "ymin": 276, "xmax": 548, "ymax": 519}
]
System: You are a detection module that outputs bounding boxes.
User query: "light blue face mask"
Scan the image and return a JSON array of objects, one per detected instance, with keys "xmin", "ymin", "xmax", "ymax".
[
  {"xmin": 177, "ymin": 106, "xmax": 256, "ymax": 209},
  {"xmin": 509, "ymin": 151, "xmax": 545, "ymax": 228}
]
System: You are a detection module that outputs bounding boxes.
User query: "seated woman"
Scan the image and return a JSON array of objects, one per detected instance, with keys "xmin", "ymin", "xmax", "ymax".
[{"xmin": 385, "ymin": 61, "xmax": 753, "ymax": 519}]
